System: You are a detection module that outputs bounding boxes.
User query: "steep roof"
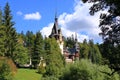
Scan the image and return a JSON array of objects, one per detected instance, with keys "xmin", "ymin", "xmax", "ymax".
[{"xmin": 49, "ymin": 16, "xmax": 59, "ymax": 38}]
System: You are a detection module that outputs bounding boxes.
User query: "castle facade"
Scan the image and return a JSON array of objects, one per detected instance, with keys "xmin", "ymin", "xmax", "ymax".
[{"xmin": 49, "ymin": 16, "xmax": 80, "ymax": 63}]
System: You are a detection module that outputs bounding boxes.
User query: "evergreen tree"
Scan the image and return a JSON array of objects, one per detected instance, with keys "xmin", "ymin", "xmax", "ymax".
[
  {"xmin": 0, "ymin": 25, "xmax": 6, "ymax": 56},
  {"xmin": 99, "ymin": 43, "xmax": 120, "ymax": 72},
  {"xmin": 88, "ymin": 40, "xmax": 95, "ymax": 62},
  {"xmin": 80, "ymin": 39, "xmax": 89, "ymax": 59},
  {"xmin": 0, "ymin": 8, "xmax": 2, "ymax": 25},
  {"xmin": 25, "ymin": 31, "xmax": 35, "ymax": 65},
  {"xmin": 13, "ymin": 35, "xmax": 29, "ymax": 66},
  {"xmin": 0, "ymin": 8, "xmax": 6, "ymax": 56},
  {"xmin": 32, "ymin": 32, "xmax": 43, "ymax": 68},
  {"xmin": 3, "ymin": 2, "xmax": 17, "ymax": 59},
  {"xmin": 20, "ymin": 31, "xmax": 26, "ymax": 43},
  {"xmin": 25, "ymin": 31, "xmax": 35, "ymax": 48},
  {"xmin": 88, "ymin": 40, "xmax": 102, "ymax": 64},
  {"xmin": 44, "ymin": 38, "xmax": 64, "ymax": 77},
  {"xmin": 65, "ymin": 35, "xmax": 75, "ymax": 48},
  {"xmin": 80, "ymin": 39, "xmax": 102, "ymax": 64}
]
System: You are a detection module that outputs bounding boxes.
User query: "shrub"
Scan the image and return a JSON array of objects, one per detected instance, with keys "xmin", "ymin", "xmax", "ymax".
[
  {"xmin": 0, "ymin": 57, "xmax": 17, "ymax": 80},
  {"xmin": 41, "ymin": 76, "xmax": 59, "ymax": 80},
  {"xmin": 6, "ymin": 58, "xmax": 17, "ymax": 75},
  {"xmin": 44, "ymin": 38, "xmax": 64, "ymax": 77},
  {"xmin": 60, "ymin": 59, "xmax": 120, "ymax": 80}
]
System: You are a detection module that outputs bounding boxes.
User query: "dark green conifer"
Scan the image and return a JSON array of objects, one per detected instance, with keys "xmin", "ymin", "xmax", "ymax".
[
  {"xmin": 44, "ymin": 38, "xmax": 64, "ymax": 77},
  {"xmin": 3, "ymin": 3, "xmax": 17, "ymax": 59},
  {"xmin": 32, "ymin": 32, "xmax": 43, "ymax": 68},
  {"xmin": 0, "ymin": 8, "xmax": 6, "ymax": 56}
]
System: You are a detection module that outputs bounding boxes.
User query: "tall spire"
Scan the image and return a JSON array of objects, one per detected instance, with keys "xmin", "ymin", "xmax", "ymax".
[
  {"xmin": 74, "ymin": 33, "xmax": 80, "ymax": 53},
  {"xmin": 55, "ymin": 9, "xmax": 58, "ymax": 22},
  {"xmin": 55, "ymin": 0, "xmax": 58, "ymax": 22},
  {"xmin": 49, "ymin": 10, "xmax": 58, "ymax": 38},
  {"xmin": 75, "ymin": 33, "xmax": 78, "ymax": 42}
]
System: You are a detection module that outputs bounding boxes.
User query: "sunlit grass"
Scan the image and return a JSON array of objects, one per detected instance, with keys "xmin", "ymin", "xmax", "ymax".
[{"xmin": 14, "ymin": 68, "xmax": 42, "ymax": 80}]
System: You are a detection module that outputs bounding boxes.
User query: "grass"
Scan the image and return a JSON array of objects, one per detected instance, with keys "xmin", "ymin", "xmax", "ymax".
[{"xmin": 13, "ymin": 68, "xmax": 42, "ymax": 80}]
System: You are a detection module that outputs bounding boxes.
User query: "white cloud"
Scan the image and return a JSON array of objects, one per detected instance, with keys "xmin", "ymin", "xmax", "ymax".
[
  {"xmin": 24, "ymin": 12, "xmax": 41, "ymax": 20},
  {"xmin": 41, "ymin": 23, "xmax": 53, "ymax": 37},
  {"xmin": 40, "ymin": 0, "xmax": 102, "ymax": 43},
  {"xmin": 17, "ymin": 11, "xmax": 23, "ymax": 15},
  {"xmin": 40, "ymin": 22, "xmax": 89, "ymax": 42},
  {"xmin": 61, "ymin": 27, "xmax": 89, "ymax": 42}
]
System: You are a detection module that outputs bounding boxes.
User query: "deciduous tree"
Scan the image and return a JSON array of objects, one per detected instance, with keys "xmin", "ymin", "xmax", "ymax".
[{"xmin": 82, "ymin": 0, "xmax": 120, "ymax": 72}]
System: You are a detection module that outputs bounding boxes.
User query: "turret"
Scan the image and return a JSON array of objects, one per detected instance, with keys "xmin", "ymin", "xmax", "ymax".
[
  {"xmin": 49, "ymin": 14, "xmax": 64, "ymax": 55},
  {"xmin": 74, "ymin": 33, "xmax": 80, "ymax": 52}
]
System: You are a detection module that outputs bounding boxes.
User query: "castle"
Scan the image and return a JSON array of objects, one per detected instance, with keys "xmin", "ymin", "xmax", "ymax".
[{"xmin": 49, "ymin": 16, "xmax": 80, "ymax": 63}]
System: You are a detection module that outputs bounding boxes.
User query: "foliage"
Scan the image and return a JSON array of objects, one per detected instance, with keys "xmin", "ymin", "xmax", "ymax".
[
  {"xmin": 25, "ymin": 31, "xmax": 35, "ymax": 48},
  {"xmin": 0, "ymin": 60, "xmax": 13, "ymax": 80},
  {"xmin": 0, "ymin": 8, "xmax": 2, "ymax": 26},
  {"xmin": 25, "ymin": 31, "xmax": 35, "ymax": 66},
  {"xmin": 82, "ymin": 0, "xmax": 120, "ymax": 16},
  {"xmin": 82, "ymin": 0, "xmax": 120, "ymax": 71},
  {"xmin": 5, "ymin": 58, "xmax": 17, "ymax": 76},
  {"xmin": 3, "ymin": 2, "xmax": 18, "ymax": 59},
  {"xmin": 88, "ymin": 40, "xmax": 102, "ymax": 64},
  {"xmin": 60, "ymin": 59, "xmax": 120, "ymax": 80},
  {"xmin": 64, "ymin": 35, "xmax": 76, "ymax": 48},
  {"xmin": 41, "ymin": 76, "xmax": 59, "ymax": 80},
  {"xmin": 0, "ymin": 57, "xmax": 17, "ymax": 80},
  {"xmin": 32, "ymin": 32, "xmax": 43, "ymax": 68},
  {"xmin": 0, "ymin": 25, "xmax": 6, "ymax": 56},
  {"xmin": 80, "ymin": 39, "xmax": 89, "ymax": 59},
  {"xmin": 99, "ymin": 43, "xmax": 120, "ymax": 72},
  {"xmin": 0, "ymin": 8, "xmax": 5, "ymax": 56},
  {"xmin": 11, "ymin": 35, "xmax": 29, "ymax": 66},
  {"xmin": 80, "ymin": 39, "xmax": 102, "ymax": 64},
  {"xmin": 14, "ymin": 44, "xmax": 29, "ymax": 66},
  {"xmin": 44, "ymin": 38, "xmax": 64, "ymax": 77}
]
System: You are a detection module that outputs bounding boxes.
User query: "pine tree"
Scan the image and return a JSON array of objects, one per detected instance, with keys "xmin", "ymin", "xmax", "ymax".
[
  {"xmin": 25, "ymin": 31, "xmax": 35, "ymax": 48},
  {"xmin": 0, "ymin": 25, "xmax": 6, "ymax": 56},
  {"xmin": 25, "ymin": 31, "xmax": 35, "ymax": 66},
  {"xmin": 0, "ymin": 8, "xmax": 2, "ymax": 26},
  {"xmin": 13, "ymin": 34, "xmax": 29, "ymax": 66},
  {"xmin": 3, "ymin": 2, "xmax": 17, "ymax": 59},
  {"xmin": 80, "ymin": 39, "xmax": 89, "ymax": 58},
  {"xmin": 88, "ymin": 40, "xmax": 102, "ymax": 64},
  {"xmin": 44, "ymin": 38, "xmax": 64, "ymax": 77},
  {"xmin": 65, "ymin": 35, "xmax": 75, "ymax": 48},
  {"xmin": 0, "ymin": 8, "xmax": 6, "ymax": 56},
  {"xmin": 80, "ymin": 39, "xmax": 102, "ymax": 64},
  {"xmin": 32, "ymin": 32, "xmax": 43, "ymax": 68}
]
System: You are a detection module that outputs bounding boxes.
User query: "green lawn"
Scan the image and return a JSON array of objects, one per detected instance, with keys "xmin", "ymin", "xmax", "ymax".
[{"xmin": 14, "ymin": 68, "xmax": 42, "ymax": 80}]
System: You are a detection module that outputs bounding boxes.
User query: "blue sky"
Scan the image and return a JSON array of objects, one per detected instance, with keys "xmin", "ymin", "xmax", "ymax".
[
  {"xmin": 0, "ymin": 0, "xmax": 102, "ymax": 43},
  {"xmin": 0, "ymin": 0, "xmax": 74, "ymax": 33}
]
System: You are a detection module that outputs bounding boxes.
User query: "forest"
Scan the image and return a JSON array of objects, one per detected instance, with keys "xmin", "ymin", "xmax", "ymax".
[{"xmin": 0, "ymin": 0, "xmax": 120, "ymax": 80}]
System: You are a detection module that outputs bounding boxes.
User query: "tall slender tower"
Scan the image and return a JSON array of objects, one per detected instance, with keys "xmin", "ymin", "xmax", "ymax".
[
  {"xmin": 49, "ymin": 14, "xmax": 58, "ymax": 39},
  {"xmin": 74, "ymin": 33, "xmax": 80, "ymax": 53},
  {"xmin": 49, "ymin": 14, "xmax": 64, "ymax": 54}
]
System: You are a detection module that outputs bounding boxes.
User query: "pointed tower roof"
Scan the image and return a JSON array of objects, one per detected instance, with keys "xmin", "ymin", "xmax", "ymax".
[
  {"xmin": 53, "ymin": 13, "xmax": 58, "ymax": 34},
  {"xmin": 75, "ymin": 33, "xmax": 78, "ymax": 42},
  {"xmin": 49, "ymin": 13, "xmax": 59, "ymax": 38}
]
